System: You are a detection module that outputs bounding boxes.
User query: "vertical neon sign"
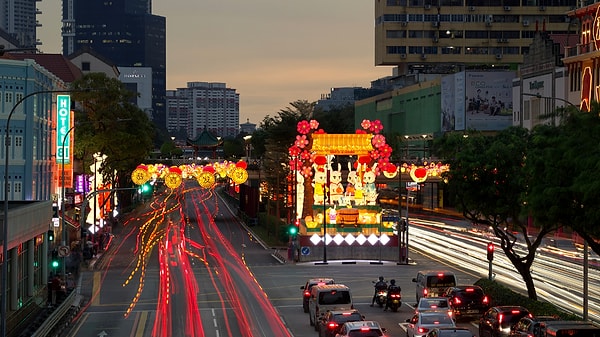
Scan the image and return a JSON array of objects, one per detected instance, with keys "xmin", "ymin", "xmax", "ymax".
[{"xmin": 56, "ymin": 95, "xmax": 71, "ymax": 164}]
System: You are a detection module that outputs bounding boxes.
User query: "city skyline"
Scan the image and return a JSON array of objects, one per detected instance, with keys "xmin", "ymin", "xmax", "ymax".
[{"xmin": 36, "ymin": 0, "xmax": 392, "ymax": 126}]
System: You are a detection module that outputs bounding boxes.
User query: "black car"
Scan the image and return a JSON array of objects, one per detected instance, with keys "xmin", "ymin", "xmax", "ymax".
[
  {"xmin": 443, "ymin": 285, "xmax": 490, "ymax": 321},
  {"xmin": 479, "ymin": 306, "xmax": 532, "ymax": 337},
  {"xmin": 508, "ymin": 316, "xmax": 559, "ymax": 337},
  {"xmin": 317, "ymin": 309, "xmax": 364, "ymax": 337},
  {"xmin": 300, "ymin": 278, "xmax": 335, "ymax": 313}
]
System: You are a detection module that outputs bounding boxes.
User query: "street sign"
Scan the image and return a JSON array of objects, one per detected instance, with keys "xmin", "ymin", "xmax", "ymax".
[
  {"xmin": 381, "ymin": 216, "xmax": 399, "ymax": 222},
  {"xmin": 301, "ymin": 247, "xmax": 310, "ymax": 256},
  {"xmin": 58, "ymin": 246, "xmax": 70, "ymax": 257}
]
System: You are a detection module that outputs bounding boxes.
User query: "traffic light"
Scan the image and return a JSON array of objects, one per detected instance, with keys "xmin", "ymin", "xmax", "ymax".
[
  {"xmin": 138, "ymin": 182, "xmax": 152, "ymax": 194},
  {"xmin": 486, "ymin": 241, "xmax": 494, "ymax": 261},
  {"xmin": 51, "ymin": 250, "xmax": 59, "ymax": 270},
  {"xmin": 47, "ymin": 230, "xmax": 55, "ymax": 242},
  {"xmin": 288, "ymin": 223, "xmax": 298, "ymax": 238}
]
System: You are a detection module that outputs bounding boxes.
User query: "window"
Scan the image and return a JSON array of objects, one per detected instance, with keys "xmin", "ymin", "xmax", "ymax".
[{"xmin": 82, "ymin": 62, "xmax": 91, "ymax": 71}]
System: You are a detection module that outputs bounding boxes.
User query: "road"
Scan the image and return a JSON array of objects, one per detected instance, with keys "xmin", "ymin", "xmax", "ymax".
[{"xmin": 61, "ymin": 181, "xmax": 595, "ymax": 337}]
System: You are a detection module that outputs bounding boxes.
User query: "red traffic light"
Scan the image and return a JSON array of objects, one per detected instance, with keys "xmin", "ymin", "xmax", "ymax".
[{"xmin": 487, "ymin": 242, "xmax": 494, "ymax": 261}]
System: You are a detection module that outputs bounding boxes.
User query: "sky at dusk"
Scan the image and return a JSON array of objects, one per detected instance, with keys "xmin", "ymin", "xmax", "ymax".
[{"xmin": 36, "ymin": 1, "xmax": 392, "ymax": 126}]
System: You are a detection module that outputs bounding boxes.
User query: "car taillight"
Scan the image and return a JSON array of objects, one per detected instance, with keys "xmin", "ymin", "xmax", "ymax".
[
  {"xmin": 418, "ymin": 327, "xmax": 430, "ymax": 333},
  {"xmin": 498, "ymin": 313, "xmax": 504, "ymax": 326},
  {"xmin": 453, "ymin": 297, "xmax": 462, "ymax": 305},
  {"xmin": 390, "ymin": 294, "xmax": 401, "ymax": 299},
  {"xmin": 303, "ymin": 291, "xmax": 310, "ymax": 297},
  {"xmin": 327, "ymin": 322, "xmax": 338, "ymax": 330},
  {"xmin": 361, "ymin": 327, "xmax": 371, "ymax": 331},
  {"xmin": 423, "ymin": 288, "xmax": 429, "ymax": 296},
  {"xmin": 482, "ymin": 295, "xmax": 489, "ymax": 305}
]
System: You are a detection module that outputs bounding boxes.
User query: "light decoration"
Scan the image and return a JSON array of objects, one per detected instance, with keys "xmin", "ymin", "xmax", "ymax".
[{"xmin": 131, "ymin": 160, "xmax": 248, "ymax": 190}]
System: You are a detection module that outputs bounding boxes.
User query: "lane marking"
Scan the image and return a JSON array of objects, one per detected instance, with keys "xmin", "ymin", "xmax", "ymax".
[{"xmin": 92, "ymin": 271, "xmax": 101, "ymax": 306}]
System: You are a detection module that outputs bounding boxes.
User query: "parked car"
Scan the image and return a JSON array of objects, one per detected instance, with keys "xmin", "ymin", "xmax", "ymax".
[
  {"xmin": 415, "ymin": 297, "xmax": 453, "ymax": 317},
  {"xmin": 509, "ymin": 316, "xmax": 557, "ymax": 337},
  {"xmin": 335, "ymin": 320, "xmax": 387, "ymax": 337},
  {"xmin": 406, "ymin": 311, "xmax": 456, "ymax": 337},
  {"xmin": 318, "ymin": 309, "xmax": 364, "ymax": 337},
  {"xmin": 443, "ymin": 285, "xmax": 490, "ymax": 321},
  {"xmin": 479, "ymin": 306, "xmax": 532, "ymax": 337},
  {"xmin": 426, "ymin": 327, "xmax": 476, "ymax": 337},
  {"xmin": 301, "ymin": 278, "xmax": 335, "ymax": 313}
]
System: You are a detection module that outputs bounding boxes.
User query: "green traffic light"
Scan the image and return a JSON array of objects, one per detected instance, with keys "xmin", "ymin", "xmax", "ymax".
[
  {"xmin": 51, "ymin": 260, "xmax": 59, "ymax": 268},
  {"xmin": 289, "ymin": 225, "xmax": 298, "ymax": 235}
]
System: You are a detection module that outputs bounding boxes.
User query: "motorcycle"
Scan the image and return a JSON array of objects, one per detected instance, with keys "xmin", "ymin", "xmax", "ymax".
[
  {"xmin": 386, "ymin": 291, "xmax": 402, "ymax": 312},
  {"xmin": 375, "ymin": 289, "xmax": 387, "ymax": 308},
  {"xmin": 372, "ymin": 280, "xmax": 388, "ymax": 307}
]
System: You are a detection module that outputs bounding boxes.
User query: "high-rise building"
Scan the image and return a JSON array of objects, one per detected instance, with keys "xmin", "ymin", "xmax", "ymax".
[
  {"xmin": 61, "ymin": 0, "xmax": 166, "ymax": 128},
  {"xmin": 166, "ymin": 82, "xmax": 240, "ymax": 140},
  {"xmin": 375, "ymin": 0, "xmax": 577, "ymax": 74},
  {"xmin": 0, "ymin": 0, "xmax": 40, "ymax": 48}
]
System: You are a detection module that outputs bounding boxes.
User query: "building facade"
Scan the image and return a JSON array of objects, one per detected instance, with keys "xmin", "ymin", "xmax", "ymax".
[
  {"xmin": 375, "ymin": 0, "xmax": 577, "ymax": 74},
  {"xmin": 0, "ymin": 0, "xmax": 40, "ymax": 48},
  {"xmin": 61, "ymin": 0, "xmax": 166, "ymax": 128},
  {"xmin": 119, "ymin": 66, "xmax": 153, "ymax": 120},
  {"xmin": 167, "ymin": 82, "xmax": 240, "ymax": 140}
]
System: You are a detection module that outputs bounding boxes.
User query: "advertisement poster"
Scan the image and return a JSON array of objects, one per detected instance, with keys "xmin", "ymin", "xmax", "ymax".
[{"xmin": 465, "ymin": 71, "xmax": 514, "ymax": 131}]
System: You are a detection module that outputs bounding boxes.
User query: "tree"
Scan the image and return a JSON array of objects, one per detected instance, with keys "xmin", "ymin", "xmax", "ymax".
[
  {"xmin": 70, "ymin": 73, "xmax": 155, "ymax": 207},
  {"xmin": 434, "ymin": 127, "xmax": 555, "ymax": 300}
]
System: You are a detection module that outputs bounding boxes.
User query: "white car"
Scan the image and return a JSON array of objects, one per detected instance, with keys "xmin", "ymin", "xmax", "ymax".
[
  {"xmin": 415, "ymin": 297, "xmax": 453, "ymax": 317},
  {"xmin": 406, "ymin": 312, "xmax": 456, "ymax": 337}
]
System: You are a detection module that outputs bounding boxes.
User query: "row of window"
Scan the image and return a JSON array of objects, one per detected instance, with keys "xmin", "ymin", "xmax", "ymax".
[
  {"xmin": 387, "ymin": 45, "xmax": 522, "ymax": 54},
  {"xmin": 386, "ymin": 0, "xmax": 576, "ymax": 7},
  {"xmin": 378, "ymin": 13, "xmax": 569, "ymax": 24},
  {"xmin": 387, "ymin": 29, "xmax": 538, "ymax": 39}
]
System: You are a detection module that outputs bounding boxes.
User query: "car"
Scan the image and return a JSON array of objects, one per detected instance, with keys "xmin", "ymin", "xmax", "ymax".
[
  {"xmin": 406, "ymin": 311, "xmax": 456, "ymax": 337},
  {"xmin": 413, "ymin": 270, "xmax": 457, "ymax": 302},
  {"xmin": 479, "ymin": 306, "xmax": 532, "ymax": 337},
  {"xmin": 318, "ymin": 309, "xmax": 364, "ymax": 337},
  {"xmin": 426, "ymin": 327, "xmax": 475, "ymax": 337},
  {"xmin": 301, "ymin": 278, "xmax": 335, "ymax": 313},
  {"xmin": 335, "ymin": 320, "xmax": 387, "ymax": 337},
  {"xmin": 442, "ymin": 285, "xmax": 490, "ymax": 320},
  {"xmin": 309, "ymin": 284, "xmax": 353, "ymax": 329},
  {"xmin": 415, "ymin": 297, "xmax": 453, "ymax": 317},
  {"xmin": 508, "ymin": 316, "xmax": 558, "ymax": 337}
]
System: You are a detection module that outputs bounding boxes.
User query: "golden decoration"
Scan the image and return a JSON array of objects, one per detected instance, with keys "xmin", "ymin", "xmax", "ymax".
[
  {"xmin": 131, "ymin": 168, "xmax": 150, "ymax": 185},
  {"xmin": 164, "ymin": 172, "xmax": 183, "ymax": 189}
]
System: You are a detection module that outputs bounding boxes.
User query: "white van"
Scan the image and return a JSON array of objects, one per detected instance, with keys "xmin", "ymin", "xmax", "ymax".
[
  {"xmin": 308, "ymin": 284, "xmax": 353, "ymax": 329},
  {"xmin": 412, "ymin": 270, "xmax": 457, "ymax": 302}
]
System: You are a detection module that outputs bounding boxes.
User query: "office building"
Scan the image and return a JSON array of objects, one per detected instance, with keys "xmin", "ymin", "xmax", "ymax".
[
  {"xmin": 375, "ymin": 0, "xmax": 577, "ymax": 74},
  {"xmin": 316, "ymin": 87, "xmax": 385, "ymax": 111},
  {"xmin": 167, "ymin": 82, "xmax": 240, "ymax": 140},
  {"xmin": 61, "ymin": 0, "xmax": 166, "ymax": 127},
  {"xmin": 0, "ymin": 0, "xmax": 40, "ymax": 48}
]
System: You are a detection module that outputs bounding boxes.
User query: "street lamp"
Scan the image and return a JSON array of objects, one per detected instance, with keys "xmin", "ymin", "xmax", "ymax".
[{"xmin": 1, "ymin": 89, "xmax": 76, "ymax": 337}]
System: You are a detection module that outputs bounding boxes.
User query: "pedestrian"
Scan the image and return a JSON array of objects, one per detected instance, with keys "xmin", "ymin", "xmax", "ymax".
[{"xmin": 51, "ymin": 274, "xmax": 61, "ymax": 305}]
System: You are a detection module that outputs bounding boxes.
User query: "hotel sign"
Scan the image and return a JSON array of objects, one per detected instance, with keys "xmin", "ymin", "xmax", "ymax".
[{"xmin": 56, "ymin": 95, "xmax": 71, "ymax": 165}]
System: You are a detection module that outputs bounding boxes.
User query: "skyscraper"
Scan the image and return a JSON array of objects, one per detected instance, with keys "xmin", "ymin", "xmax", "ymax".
[
  {"xmin": 61, "ymin": 0, "xmax": 166, "ymax": 128},
  {"xmin": 0, "ymin": 0, "xmax": 40, "ymax": 48}
]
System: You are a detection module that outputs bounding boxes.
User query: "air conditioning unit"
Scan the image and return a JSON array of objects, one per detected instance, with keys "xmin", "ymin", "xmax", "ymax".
[
  {"xmin": 469, "ymin": 6, "xmax": 476, "ymax": 11},
  {"xmin": 401, "ymin": 21, "xmax": 408, "ymax": 26},
  {"xmin": 432, "ymin": 21, "xmax": 439, "ymax": 27},
  {"xmin": 523, "ymin": 20, "xmax": 530, "ymax": 26},
  {"xmin": 504, "ymin": 5, "xmax": 511, "ymax": 11},
  {"xmin": 495, "ymin": 54, "xmax": 503, "ymax": 59},
  {"xmin": 424, "ymin": 4, "xmax": 432, "ymax": 9},
  {"xmin": 539, "ymin": 5, "xmax": 546, "ymax": 11},
  {"xmin": 421, "ymin": 54, "xmax": 427, "ymax": 60},
  {"xmin": 400, "ymin": 53, "xmax": 407, "ymax": 59}
]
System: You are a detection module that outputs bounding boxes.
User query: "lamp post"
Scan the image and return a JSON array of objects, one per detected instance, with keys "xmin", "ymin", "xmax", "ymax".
[{"xmin": 1, "ymin": 89, "xmax": 75, "ymax": 337}]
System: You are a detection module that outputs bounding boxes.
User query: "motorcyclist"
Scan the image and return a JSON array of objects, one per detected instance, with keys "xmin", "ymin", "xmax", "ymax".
[
  {"xmin": 384, "ymin": 279, "xmax": 401, "ymax": 311},
  {"xmin": 370, "ymin": 276, "xmax": 388, "ymax": 307}
]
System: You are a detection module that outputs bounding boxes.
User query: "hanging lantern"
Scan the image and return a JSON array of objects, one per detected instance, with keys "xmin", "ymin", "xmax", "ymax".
[
  {"xmin": 164, "ymin": 166, "xmax": 183, "ymax": 189},
  {"xmin": 410, "ymin": 166, "xmax": 428, "ymax": 183}
]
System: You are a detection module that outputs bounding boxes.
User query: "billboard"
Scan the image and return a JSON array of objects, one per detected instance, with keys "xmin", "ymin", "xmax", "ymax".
[
  {"xmin": 465, "ymin": 71, "xmax": 515, "ymax": 131},
  {"xmin": 441, "ymin": 72, "xmax": 466, "ymax": 131}
]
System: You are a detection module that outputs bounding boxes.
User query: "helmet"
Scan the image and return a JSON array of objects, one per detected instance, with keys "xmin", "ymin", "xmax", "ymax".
[
  {"xmin": 390, "ymin": 279, "xmax": 396, "ymax": 285},
  {"xmin": 379, "ymin": 276, "xmax": 384, "ymax": 281}
]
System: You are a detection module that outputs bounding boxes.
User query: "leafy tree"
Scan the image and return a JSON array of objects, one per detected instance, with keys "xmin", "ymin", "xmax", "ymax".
[
  {"xmin": 434, "ymin": 127, "xmax": 554, "ymax": 300},
  {"xmin": 312, "ymin": 104, "xmax": 355, "ymax": 134},
  {"xmin": 160, "ymin": 140, "xmax": 183, "ymax": 158},
  {"xmin": 69, "ymin": 73, "xmax": 155, "ymax": 207}
]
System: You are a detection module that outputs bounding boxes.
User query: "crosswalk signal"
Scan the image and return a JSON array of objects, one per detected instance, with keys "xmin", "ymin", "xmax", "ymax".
[
  {"xmin": 47, "ymin": 230, "xmax": 55, "ymax": 242},
  {"xmin": 51, "ymin": 250, "xmax": 59, "ymax": 269},
  {"xmin": 487, "ymin": 242, "xmax": 494, "ymax": 261}
]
